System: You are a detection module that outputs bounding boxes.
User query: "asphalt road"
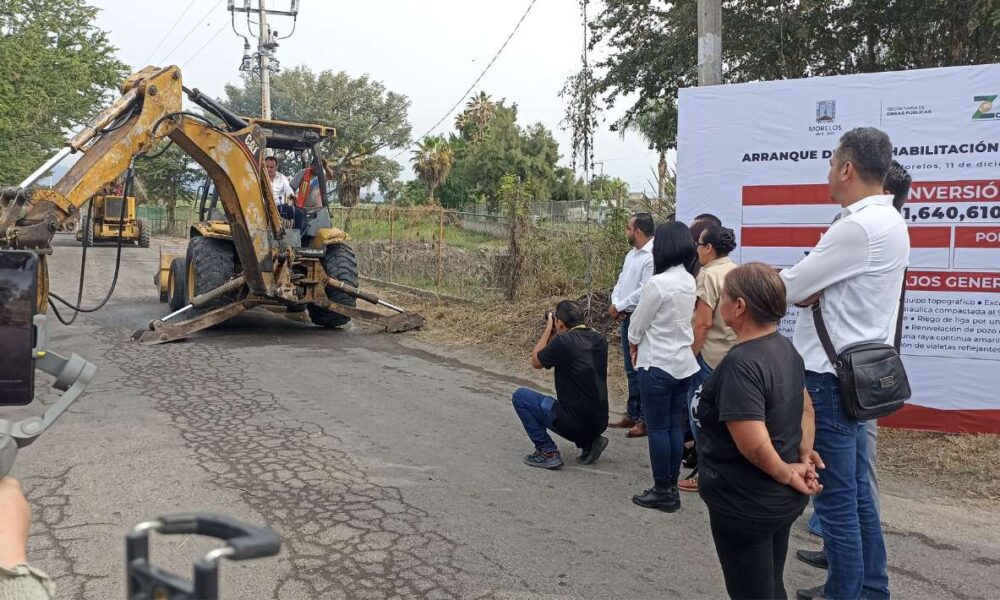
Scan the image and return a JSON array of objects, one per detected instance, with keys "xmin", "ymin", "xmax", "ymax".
[{"xmin": 8, "ymin": 236, "xmax": 1000, "ymax": 599}]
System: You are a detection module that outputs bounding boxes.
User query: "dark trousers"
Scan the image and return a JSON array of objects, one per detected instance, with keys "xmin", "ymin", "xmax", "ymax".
[
  {"xmin": 638, "ymin": 366, "xmax": 690, "ymax": 488},
  {"xmin": 709, "ymin": 509, "xmax": 799, "ymax": 600},
  {"xmin": 278, "ymin": 204, "xmax": 306, "ymax": 230},
  {"xmin": 621, "ymin": 317, "xmax": 642, "ymax": 421}
]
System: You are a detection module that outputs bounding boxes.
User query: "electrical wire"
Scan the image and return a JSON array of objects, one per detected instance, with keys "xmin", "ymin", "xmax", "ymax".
[
  {"xmin": 391, "ymin": 0, "xmax": 539, "ymax": 160},
  {"xmin": 157, "ymin": 0, "xmax": 226, "ymax": 66},
  {"xmin": 180, "ymin": 22, "xmax": 229, "ymax": 68},
  {"xmin": 48, "ymin": 163, "xmax": 136, "ymax": 319},
  {"xmin": 142, "ymin": 0, "xmax": 199, "ymax": 65}
]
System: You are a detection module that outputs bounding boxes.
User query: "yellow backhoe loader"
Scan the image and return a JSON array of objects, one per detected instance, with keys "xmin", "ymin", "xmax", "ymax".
[{"xmin": 0, "ymin": 65, "xmax": 423, "ymax": 343}]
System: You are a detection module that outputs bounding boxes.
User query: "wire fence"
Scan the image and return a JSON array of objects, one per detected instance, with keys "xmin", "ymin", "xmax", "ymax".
[
  {"xmin": 136, "ymin": 204, "xmax": 196, "ymax": 237},
  {"xmin": 131, "ymin": 200, "xmax": 633, "ymax": 303},
  {"xmin": 329, "ymin": 205, "xmax": 630, "ymax": 303}
]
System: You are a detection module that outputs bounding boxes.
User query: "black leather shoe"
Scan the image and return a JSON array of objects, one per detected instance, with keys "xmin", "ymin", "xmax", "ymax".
[
  {"xmin": 796, "ymin": 584, "xmax": 826, "ymax": 600},
  {"xmin": 796, "ymin": 549, "xmax": 828, "ymax": 570},
  {"xmin": 631, "ymin": 486, "xmax": 680, "ymax": 512},
  {"xmin": 577, "ymin": 435, "xmax": 609, "ymax": 465}
]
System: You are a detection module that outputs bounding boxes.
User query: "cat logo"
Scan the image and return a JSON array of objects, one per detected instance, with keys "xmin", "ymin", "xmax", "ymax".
[{"xmin": 243, "ymin": 132, "xmax": 261, "ymax": 156}]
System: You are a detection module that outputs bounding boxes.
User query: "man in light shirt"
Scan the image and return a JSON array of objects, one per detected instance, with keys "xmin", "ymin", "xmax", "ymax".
[
  {"xmin": 782, "ymin": 128, "xmax": 907, "ymax": 600},
  {"xmin": 608, "ymin": 213, "xmax": 655, "ymax": 438},
  {"xmin": 265, "ymin": 156, "xmax": 294, "ymax": 205}
]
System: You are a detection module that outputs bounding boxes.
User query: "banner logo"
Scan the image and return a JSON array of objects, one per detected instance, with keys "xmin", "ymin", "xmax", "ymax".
[
  {"xmin": 816, "ymin": 100, "xmax": 836, "ymax": 123},
  {"xmin": 973, "ymin": 95, "xmax": 998, "ymax": 120}
]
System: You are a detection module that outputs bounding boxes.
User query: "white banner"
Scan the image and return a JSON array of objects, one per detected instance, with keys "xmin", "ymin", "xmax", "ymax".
[{"xmin": 676, "ymin": 64, "xmax": 1000, "ymax": 433}]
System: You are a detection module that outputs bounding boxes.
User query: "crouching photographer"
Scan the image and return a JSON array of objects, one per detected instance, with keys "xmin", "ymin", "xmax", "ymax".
[{"xmin": 511, "ymin": 300, "xmax": 610, "ymax": 470}]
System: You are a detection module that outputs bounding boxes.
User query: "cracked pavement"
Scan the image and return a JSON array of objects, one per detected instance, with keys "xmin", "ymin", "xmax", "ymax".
[{"xmin": 8, "ymin": 237, "xmax": 1000, "ymax": 599}]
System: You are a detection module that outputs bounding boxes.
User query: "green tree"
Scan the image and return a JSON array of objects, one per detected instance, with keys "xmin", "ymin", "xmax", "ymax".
[
  {"xmin": 0, "ymin": 0, "xmax": 128, "ymax": 185},
  {"xmin": 221, "ymin": 66, "xmax": 411, "ymax": 201},
  {"xmin": 135, "ymin": 143, "xmax": 201, "ymax": 223},
  {"xmin": 440, "ymin": 100, "xmax": 561, "ymax": 209},
  {"xmin": 411, "ymin": 136, "xmax": 454, "ymax": 205},
  {"xmin": 589, "ymin": 0, "xmax": 1000, "ymax": 152}
]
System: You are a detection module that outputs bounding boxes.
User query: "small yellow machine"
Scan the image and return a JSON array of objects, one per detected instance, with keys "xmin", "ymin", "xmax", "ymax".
[{"xmin": 75, "ymin": 194, "xmax": 150, "ymax": 247}]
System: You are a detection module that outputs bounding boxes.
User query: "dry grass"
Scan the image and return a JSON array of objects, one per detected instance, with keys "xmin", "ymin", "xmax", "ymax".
[
  {"xmin": 878, "ymin": 428, "xmax": 1000, "ymax": 503},
  {"xmin": 368, "ymin": 283, "xmax": 1000, "ymax": 507}
]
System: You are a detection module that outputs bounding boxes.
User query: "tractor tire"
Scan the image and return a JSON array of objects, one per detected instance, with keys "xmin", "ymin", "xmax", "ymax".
[
  {"xmin": 81, "ymin": 217, "xmax": 94, "ymax": 247},
  {"xmin": 138, "ymin": 218, "xmax": 151, "ymax": 248},
  {"xmin": 308, "ymin": 243, "xmax": 358, "ymax": 328},
  {"xmin": 167, "ymin": 257, "xmax": 188, "ymax": 311},
  {"xmin": 185, "ymin": 236, "xmax": 237, "ymax": 310}
]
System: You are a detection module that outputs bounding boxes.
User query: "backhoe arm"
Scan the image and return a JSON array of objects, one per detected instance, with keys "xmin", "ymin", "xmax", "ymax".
[{"xmin": 0, "ymin": 65, "xmax": 284, "ymax": 294}]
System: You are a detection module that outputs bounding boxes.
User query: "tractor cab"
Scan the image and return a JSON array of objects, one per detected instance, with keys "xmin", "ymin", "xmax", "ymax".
[{"xmin": 251, "ymin": 118, "xmax": 336, "ymax": 248}]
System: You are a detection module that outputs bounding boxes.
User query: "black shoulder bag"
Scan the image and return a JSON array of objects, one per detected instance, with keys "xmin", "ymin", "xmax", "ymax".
[{"xmin": 811, "ymin": 275, "xmax": 911, "ymax": 420}]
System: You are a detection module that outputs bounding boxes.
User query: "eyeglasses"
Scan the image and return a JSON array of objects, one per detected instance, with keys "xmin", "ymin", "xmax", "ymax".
[{"xmin": 697, "ymin": 242, "xmax": 711, "ymax": 247}]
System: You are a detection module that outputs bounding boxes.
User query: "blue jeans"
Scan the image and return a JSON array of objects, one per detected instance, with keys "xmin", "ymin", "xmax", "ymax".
[
  {"xmin": 807, "ymin": 372, "xmax": 889, "ymax": 600},
  {"xmin": 639, "ymin": 367, "xmax": 691, "ymax": 488},
  {"xmin": 621, "ymin": 317, "xmax": 642, "ymax": 422},
  {"xmin": 686, "ymin": 355, "xmax": 714, "ymax": 444},
  {"xmin": 512, "ymin": 387, "xmax": 558, "ymax": 453},
  {"xmin": 809, "ymin": 419, "xmax": 880, "ymax": 536}
]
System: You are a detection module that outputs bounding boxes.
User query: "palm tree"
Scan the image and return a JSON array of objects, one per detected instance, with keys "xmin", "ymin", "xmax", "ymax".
[
  {"xmin": 411, "ymin": 136, "xmax": 454, "ymax": 205},
  {"xmin": 455, "ymin": 91, "xmax": 496, "ymax": 140}
]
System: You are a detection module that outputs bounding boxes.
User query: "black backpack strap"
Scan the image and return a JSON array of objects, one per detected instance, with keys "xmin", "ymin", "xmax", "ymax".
[
  {"xmin": 894, "ymin": 269, "xmax": 907, "ymax": 351},
  {"xmin": 810, "ymin": 301, "xmax": 840, "ymax": 367}
]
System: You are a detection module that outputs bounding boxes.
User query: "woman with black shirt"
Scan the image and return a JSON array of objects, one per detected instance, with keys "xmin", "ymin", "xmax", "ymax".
[{"xmin": 694, "ymin": 263, "xmax": 824, "ymax": 600}]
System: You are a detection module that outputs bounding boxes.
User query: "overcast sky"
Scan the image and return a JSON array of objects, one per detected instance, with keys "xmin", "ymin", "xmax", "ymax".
[{"xmin": 87, "ymin": 0, "xmax": 659, "ymax": 194}]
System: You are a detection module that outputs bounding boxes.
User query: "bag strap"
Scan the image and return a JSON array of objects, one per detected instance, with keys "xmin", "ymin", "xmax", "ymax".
[
  {"xmin": 810, "ymin": 269, "xmax": 908, "ymax": 363},
  {"xmin": 810, "ymin": 301, "xmax": 839, "ymax": 367},
  {"xmin": 893, "ymin": 269, "xmax": 907, "ymax": 351}
]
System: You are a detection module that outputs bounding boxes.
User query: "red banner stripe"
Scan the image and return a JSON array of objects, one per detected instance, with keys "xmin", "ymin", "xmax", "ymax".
[
  {"xmin": 905, "ymin": 270, "xmax": 1000, "ymax": 292},
  {"xmin": 743, "ymin": 184, "xmax": 830, "ymax": 206},
  {"xmin": 881, "ymin": 404, "xmax": 1000, "ymax": 434},
  {"xmin": 741, "ymin": 226, "xmax": 950, "ymax": 248},
  {"xmin": 955, "ymin": 227, "xmax": 1000, "ymax": 248},
  {"xmin": 743, "ymin": 180, "xmax": 1000, "ymax": 206}
]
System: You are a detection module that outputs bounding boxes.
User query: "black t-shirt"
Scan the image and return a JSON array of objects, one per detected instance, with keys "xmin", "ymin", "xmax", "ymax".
[
  {"xmin": 537, "ymin": 327, "xmax": 609, "ymax": 446},
  {"xmin": 694, "ymin": 331, "xmax": 809, "ymax": 521}
]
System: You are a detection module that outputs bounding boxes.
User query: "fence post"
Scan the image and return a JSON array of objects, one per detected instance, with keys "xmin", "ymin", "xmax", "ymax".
[
  {"xmin": 436, "ymin": 206, "xmax": 444, "ymax": 296},
  {"xmin": 388, "ymin": 202, "xmax": 395, "ymax": 282}
]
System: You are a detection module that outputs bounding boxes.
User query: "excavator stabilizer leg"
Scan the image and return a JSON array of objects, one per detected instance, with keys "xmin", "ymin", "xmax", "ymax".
[{"xmin": 130, "ymin": 299, "xmax": 259, "ymax": 345}]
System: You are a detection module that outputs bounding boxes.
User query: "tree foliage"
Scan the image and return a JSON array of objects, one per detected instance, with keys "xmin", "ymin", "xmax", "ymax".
[
  {"xmin": 135, "ymin": 143, "xmax": 201, "ymax": 222},
  {"xmin": 589, "ymin": 0, "xmax": 1000, "ymax": 152},
  {"xmin": 0, "ymin": 0, "xmax": 128, "ymax": 185},
  {"xmin": 411, "ymin": 136, "xmax": 454, "ymax": 205},
  {"xmin": 221, "ymin": 66, "xmax": 411, "ymax": 202},
  {"xmin": 439, "ymin": 97, "xmax": 561, "ymax": 209}
]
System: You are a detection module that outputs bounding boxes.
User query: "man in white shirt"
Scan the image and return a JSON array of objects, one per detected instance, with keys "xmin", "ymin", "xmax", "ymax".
[
  {"xmin": 265, "ymin": 156, "xmax": 294, "ymax": 205},
  {"xmin": 607, "ymin": 213, "xmax": 655, "ymax": 438},
  {"xmin": 782, "ymin": 128, "xmax": 906, "ymax": 600}
]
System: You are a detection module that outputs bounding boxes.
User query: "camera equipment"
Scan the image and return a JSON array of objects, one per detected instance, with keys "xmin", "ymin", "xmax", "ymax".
[{"xmin": 126, "ymin": 513, "xmax": 281, "ymax": 600}]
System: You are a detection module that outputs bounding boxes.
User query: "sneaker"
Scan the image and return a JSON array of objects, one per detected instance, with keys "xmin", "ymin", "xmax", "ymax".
[
  {"xmin": 577, "ymin": 436, "xmax": 609, "ymax": 465},
  {"xmin": 523, "ymin": 450, "xmax": 563, "ymax": 470},
  {"xmin": 678, "ymin": 476, "xmax": 699, "ymax": 492}
]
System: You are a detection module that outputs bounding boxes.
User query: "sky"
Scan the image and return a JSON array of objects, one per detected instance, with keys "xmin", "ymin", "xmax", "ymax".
[{"xmin": 86, "ymin": 0, "xmax": 660, "ymax": 195}]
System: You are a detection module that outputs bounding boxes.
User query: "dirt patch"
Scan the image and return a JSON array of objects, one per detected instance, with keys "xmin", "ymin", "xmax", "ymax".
[
  {"xmin": 364, "ymin": 282, "xmax": 1000, "ymax": 507},
  {"xmin": 878, "ymin": 428, "xmax": 1000, "ymax": 503}
]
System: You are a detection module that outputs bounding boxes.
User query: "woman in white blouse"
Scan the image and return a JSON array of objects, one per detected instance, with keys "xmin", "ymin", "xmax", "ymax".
[{"xmin": 627, "ymin": 221, "xmax": 700, "ymax": 512}]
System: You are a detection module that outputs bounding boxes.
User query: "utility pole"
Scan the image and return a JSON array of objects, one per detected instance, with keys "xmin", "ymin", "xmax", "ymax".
[
  {"xmin": 229, "ymin": 0, "xmax": 299, "ymax": 119},
  {"xmin": 697, "ymin": 0, "xmax": 722, "ymax": 86},
  {"xmin": 258, "ymin": 1, "xmax": 271, "ymax": 119}
]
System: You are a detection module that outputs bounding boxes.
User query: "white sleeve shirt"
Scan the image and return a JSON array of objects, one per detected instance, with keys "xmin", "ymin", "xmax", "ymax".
[
  {"xmin": 627, "ymin": 265, "xmax": 700, "ymax": 379},
  {"xmin": 611, "ymin": 238, "xmax": 655, "ymax": 313},
  {"xmin": 270, "ymin": 173, "xmax": 294, "ymax": 205},
  {"xmin": 780, "ymin": 194, "xmax": 910, "ymax": 374}
]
